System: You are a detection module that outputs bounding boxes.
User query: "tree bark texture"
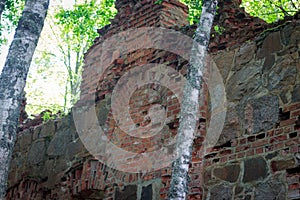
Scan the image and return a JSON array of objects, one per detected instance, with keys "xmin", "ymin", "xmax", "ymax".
[
  {"xmin": 0, "ymin": 0, "xmax": 49, "ymax": 198},
  {"xmin": 0, "ymin": 0, "xmax": 6, "ymax": 22},
  {"xmin": 168, "ymin": 0, "xmax": 218, "ymax": 199}
]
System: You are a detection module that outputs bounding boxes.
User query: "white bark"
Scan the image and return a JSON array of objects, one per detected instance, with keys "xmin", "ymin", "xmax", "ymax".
[
  {"xmin": 168, "ymin": 0, "xmax": 218, "ymax": 199},
  {"xmin": 0, "ymin": 0, "xmax": 49, "ymax": 198}
]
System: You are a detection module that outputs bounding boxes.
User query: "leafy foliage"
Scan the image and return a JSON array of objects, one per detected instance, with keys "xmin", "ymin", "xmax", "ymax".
[
  {"xmin": 25, "ymin": 51, "xmax": 65, "ymax": 116},
  {"xmin": 179, "ymin": 0, "xmax": 299, "ymax": 24},
  {"xmin": 53, "ymin": 0, "xmax": 116, "ymax": 110},
  {"xmin": 41, "ymin": 110, "xmax": 56, "ymax": 122},
  {"xmin": 55, "ymin": 0, "xmax": 116, "ymax": 53},
  {"xmin": 24, "ymin": 0, "xmax": 116, "ymax": 116},
  {"xmin": 213, "ymin": 24, "xmax": 225, "ymax": 35},
  {"xmin": 241, "ymin": 0, "xmax": 299, "ymax": 23},
  {"xmin": 179, "ymin": 0, "xmax": 202, "ymax": 24},
  {"xmin": 0, "ymin": 0, "xmax": 24, "ymax": 46}
]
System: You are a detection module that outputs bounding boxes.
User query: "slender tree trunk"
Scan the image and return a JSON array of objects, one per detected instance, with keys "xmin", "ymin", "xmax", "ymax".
[
  {"xmin": 62, "ymin": 79, "xmax": 68, "ymax": 113},
  {"xmin": 0, "ymin": 0, "xmax": 49, "ymax": 198},
  {"xmin": 168, "ymin": 0, "xmax": 218, "ymax": 199},
  {"xmin": 0, "ymin": 0, "xmax": 6, "ymax": 23}
]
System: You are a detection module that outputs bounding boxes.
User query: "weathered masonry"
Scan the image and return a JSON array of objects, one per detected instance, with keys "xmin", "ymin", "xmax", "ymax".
[{"xmin": 6, "ymin": 0, "xmax": 300, "ymax": 199}]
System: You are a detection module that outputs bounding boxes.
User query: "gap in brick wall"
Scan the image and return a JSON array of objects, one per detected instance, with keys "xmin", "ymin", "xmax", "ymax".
[
  {"xmin": 279, "ymin": 108, "xmax": 291, "ymax": 120},
  {"xmin": 294, "ymin": 116, "xmax": 300, "ymax": 130}
]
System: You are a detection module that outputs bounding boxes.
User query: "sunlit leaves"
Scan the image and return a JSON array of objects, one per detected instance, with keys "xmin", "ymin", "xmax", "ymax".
[
  {"xmin": 179, "ymin": 0, "xmax": 299, "ymax": 24},
  {"xmin": 54, "ymin": 0, "xmax": 116, "ymax": 52},
  {"xmin": 3, "ymin": 0, "xmax": 24, "ymax": 25},
  {"xmin": 25, "ymin": 51, "xmax": 66, "ymax": 115},
  {"xmin": 241, "ymin": 0, "xmax": 300, "ymax": 23},
  {"xmin": 180, "ymin": 0, "xmax": 202, "ymax": 24},
  {"xmin": 0, "ymin": 0, "xmax": 24, "ymax": 46},
  {"xmin": 52, "ymin": 0, "xmax": 116, "ymax": 110}
]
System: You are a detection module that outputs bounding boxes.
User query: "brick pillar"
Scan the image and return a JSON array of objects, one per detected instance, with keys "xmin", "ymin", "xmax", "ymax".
[
  {"xmin": 77, "ymin": 1, "xmax": 208, "ymax": 199},
  {"xmin": 79, "ymin": 0, "xmax": 189, "ymax": 105}
]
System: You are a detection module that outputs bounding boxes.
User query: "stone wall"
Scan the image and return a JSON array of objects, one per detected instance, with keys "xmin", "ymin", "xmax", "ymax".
[
  {"xmin": 203, "ymin": 21, "xmax": 300, "ymax": 199},
  {"xmin": 6, "ymin": 0, "xmax": 300, "ymax": 199}
]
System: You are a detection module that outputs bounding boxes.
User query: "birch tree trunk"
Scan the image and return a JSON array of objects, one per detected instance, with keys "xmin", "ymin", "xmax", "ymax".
[
  {"xmin": 0, "ymin": 0, "xmax": 5, "ymax": 22},
  {"xmin": 168, "ymin": 0, "xmax": 218, "ymax": 199},
  {"xmin": 0, "ymin": 0, "xmax": 49, "ymax": 198}
]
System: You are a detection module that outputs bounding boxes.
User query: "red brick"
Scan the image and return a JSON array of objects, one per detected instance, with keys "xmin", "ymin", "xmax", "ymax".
[
  {"xmin": 255, "ymin": 147, "xmax": 264, "ymax": 154},
  {"xmin": 251, "ymin": 139, "xmax": 268, "ymax": 148},
  {"xmin": 231, "ymin": 139, "xmax": 238, "ymax": 147},
  {"xmin": 267, "ymin": 130, "xmax": 275, "ymax": 137},
  {"xmin": 290, "ymin": 145, "xmax": 299, "ymax": 153},
  {"xmin": 285, "ymin": 138, "xmax": 299, "ymax": 146},
  {"xmin": 220, "ymin": 149, "xmax": 232, "ymax": 155},
  {"xmin": 204, "ymin": 160, "xmax": 212, "ymax": 167},
  {"xmin": 275, "ymin": 128, "xmax": 283, "ymax": 135},
  {"xmin": 236, "ymin": 145, "xmax": 249, "ymax": 152},
  {"xmin": 280, "ymin": 118, "xmax": 297, "ymax": 127},
  {"xmin": 220, "ymin": 156, "xmax": 228, "ymax": 163},
  {"xmin": 237, "ymin": 152, "xmax": 245, "ymax": 158},
  {"xmin": 283, "ymin": 102, "xmax": 300, "ymax": 112},
  {"xmin": 289, "ymin": 183, "xmax": 300, "ymax": 190},
  {"xmin": 274, "ymin": 142, "xmax": 285, "ymax": 149},
  {"xmin": 228, "ymin": 154, "xmax": 236, "ymax": 160},
  {"xmin": 284, "ymin": 126, "xmax": 294, "ymax": 133},
  {"xmin": 291, "ymin": 109, "xmax": 300, "ymax": 118},
  {"xmin": 239, "ymin": 138, "xmax": 247, "ymax": 145}
]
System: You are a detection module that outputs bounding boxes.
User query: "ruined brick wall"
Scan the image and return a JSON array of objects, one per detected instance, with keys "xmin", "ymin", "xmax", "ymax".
[{"xmin": 6, "ymin": 0, "xmax": 300, "ymax": 199}]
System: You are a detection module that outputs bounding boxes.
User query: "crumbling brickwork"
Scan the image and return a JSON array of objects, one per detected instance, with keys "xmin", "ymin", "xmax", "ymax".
[{"xmin": 6, "ymin": 0, "xmax": 300, "ymax": 199}]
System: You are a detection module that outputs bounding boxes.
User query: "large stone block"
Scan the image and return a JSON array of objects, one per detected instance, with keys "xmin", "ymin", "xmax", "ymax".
[
  {"xmin": 257, "ymin": 32, "xmax": 283, "ymax": 58},
  {"xmin": 209, "ymin": 183, "xmax": 233, "ymax": 200},
  {"xmin": 267, "ymin": 58, "xmax": 297, "ymax": 92},
  {"xmin": 47, "ymin": 129, "xmax": 73, "ymax": 156},
  {"xmin": 254, "ymin": 175, "xmax": 286, "ymax": 200},
  {"xmin": 262, "ymin": 55, "xmax": 275, "ymax": 72},
  {"xmin": 39, "ymin": 121, "xmax": 56, "ymax": 138},
  {"xmin": 243, "ymin": 157, "xmax": 268, "ymax": 183},
  {"xmin": 115, "ymin": 185, "xmax": 137, "ymax": 200},
  {"xmin": 292, "ymin": 85, "xmax": 300, "ymax": 103},
  {"xmin": 235, "ymin": 43, "xmax": 256, "ymax": 70},
  {"xmin": 245, "ymin": 95, "xmax": 279, "ymax": 134},
  {"xmin": 281, "ymin": 23, "xmax": 296, "ymax": 45},
  {"xmin": 18, "ymin": 129, "xmax": 33, "ymax": 152},
  {"xmin": 66, "ymin": 138, "xmax": 87, "ymax": 160},
  {"xmin": 141, "ymin": 184, "xmax": 152, "ymax": 200},
  {"xmin": 218, "ymin": 104, "xmax": 240, "ymax": 145},
  {"xmin": 55, "ymin": 114, "xmax": 75, "ymax": 131},
  {"xmin": 213, "ymin": 50, "xmax": 235, "ymax": 82},
  {"xmin": 27, "ymin": 139, "xmax": 47, "ymax": 165},
  {"xmin": 213, "ymin": 164, "xmax": 240, "ymax": 183},
  {"xmin": 226, "ymin": 60, "xmax": 263, "ymax": 101}
]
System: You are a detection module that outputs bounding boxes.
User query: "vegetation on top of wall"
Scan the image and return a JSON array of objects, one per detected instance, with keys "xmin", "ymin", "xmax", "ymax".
[
  {"xmin": 241, "ymin": 0, "xmax": 299, "ymax": 23},
  {"xmin": 178, "ymin": 0, "xmax": 299, "ymax": 24}
]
